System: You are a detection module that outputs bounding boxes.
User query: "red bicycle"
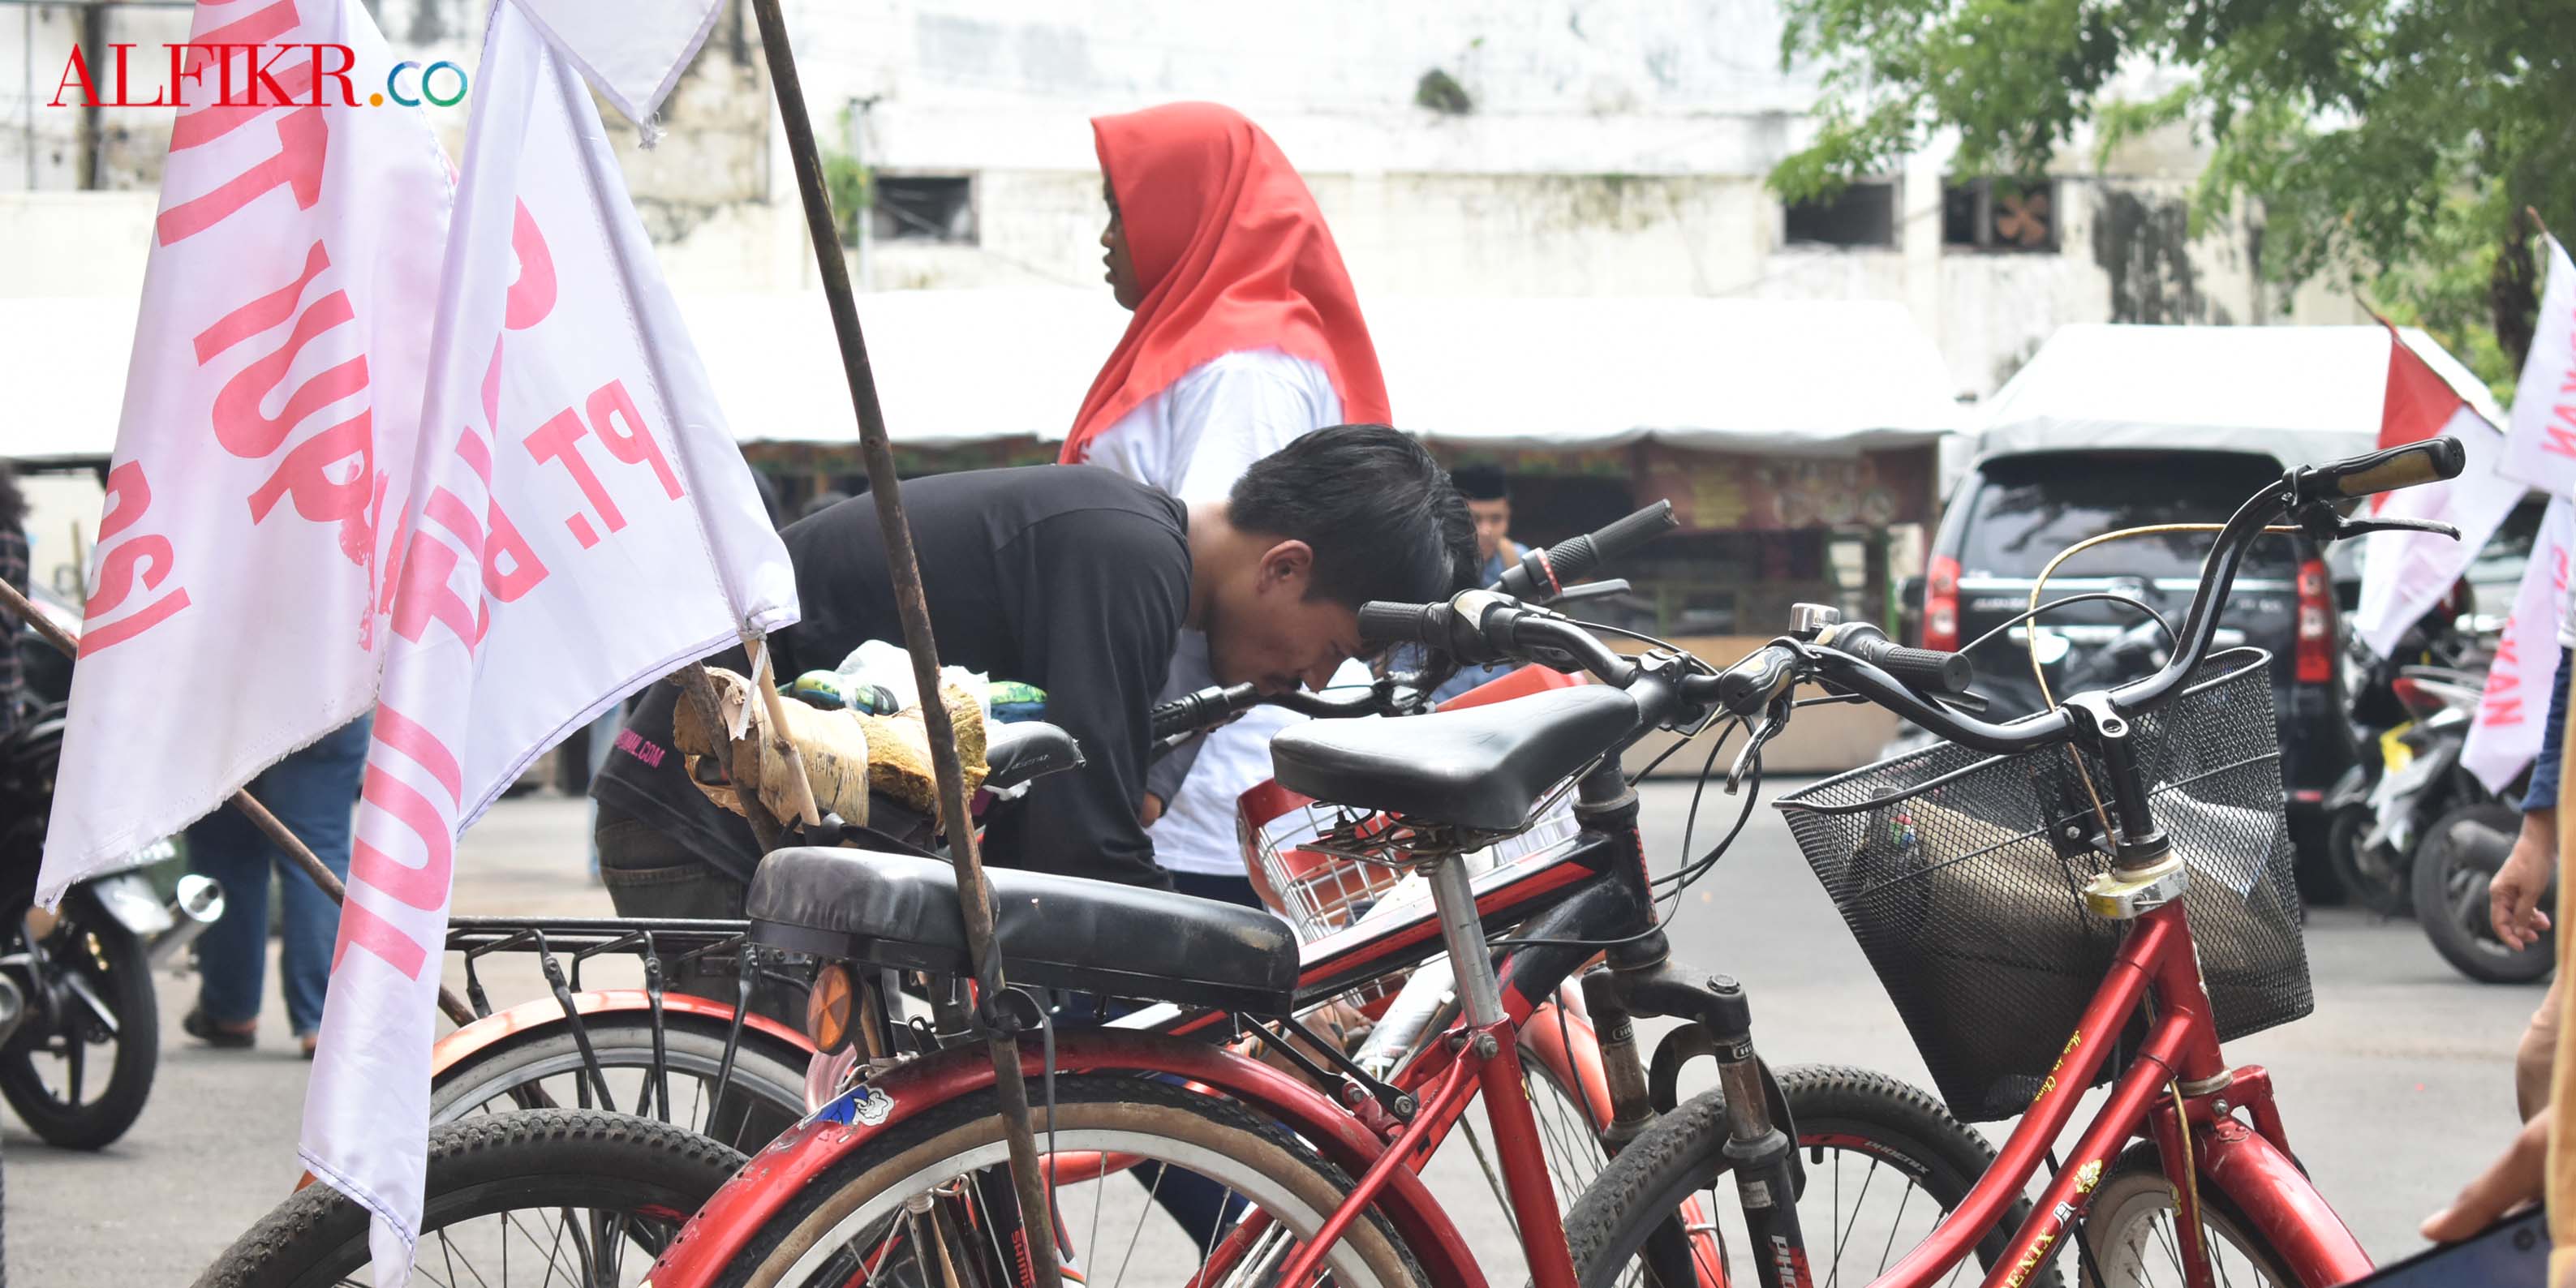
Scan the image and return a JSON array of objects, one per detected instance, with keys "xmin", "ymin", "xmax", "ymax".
[{"xmin": 1559, "ymin": 435, "xmax": 2468, "ymax": 1288}]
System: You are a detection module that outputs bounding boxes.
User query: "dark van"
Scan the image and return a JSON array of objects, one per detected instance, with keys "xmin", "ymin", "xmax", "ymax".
[{"xmin": 1920, "ymin": 449, "xmax": 2349, "ymax": 881}]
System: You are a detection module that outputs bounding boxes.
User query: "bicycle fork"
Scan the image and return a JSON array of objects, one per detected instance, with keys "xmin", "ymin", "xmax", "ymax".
[{"xmin": 1609, "ymin": 942, "xmax": 1813, "ymax": 1288}]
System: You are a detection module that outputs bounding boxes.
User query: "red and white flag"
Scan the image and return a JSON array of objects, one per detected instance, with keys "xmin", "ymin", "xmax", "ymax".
[
  {"xmin": 2462, "ymin": 497, "xmax": 2574, "ymax": 792},
  {"xmin": 300, "ymin": 1, "xmax": 795, "ymax": 1278},
  {"xmin": 2498, "ymin": 234, "xmax": 2576, "ymax": 496},
  {"xmin": 2349, "ymin": 328, "xmax": 2522, "ymax": 656},
  {"xmin": 2459, "ymin": 238, "xmax": 2576, "ymax": 790},
  {"xmin": 39, "ymin": 0, "xmax": 450, "ymax": 897}
]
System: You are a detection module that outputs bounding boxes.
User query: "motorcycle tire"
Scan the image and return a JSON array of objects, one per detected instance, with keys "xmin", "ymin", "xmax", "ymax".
[
  {"xmin": 2324, "ymin": 805, "xmax": 2411, "ymax": 917},
  {"xmin": 0, "ymin": 891, "xmax": 159, "ymax": 1149},
  {"xmin": 2413, "ymin": 801, "xmax": 2556, "ymax": 985}
]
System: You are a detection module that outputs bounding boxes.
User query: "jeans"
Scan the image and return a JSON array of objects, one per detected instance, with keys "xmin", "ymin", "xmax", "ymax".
[
  {"xmin": 580, "ymin": 704, "xmax": 626, "ymax": 879},
  {"xmin": 185, "ymin": 713, "xmax": 372, "ymax": 1035},
  {"xmin": 594, "ymin": 808, "xmax": 808, "ymax": 1027}
]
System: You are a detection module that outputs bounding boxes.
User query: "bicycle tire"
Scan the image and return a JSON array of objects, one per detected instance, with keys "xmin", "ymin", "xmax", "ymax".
[
  {"xmin": 194, "ymin": 1109, "xmax": 745, "ymax": 1287},
  {"xmin": 1563, "ymin": 1063, "xmax": 2062, "ymax": 1288},
  {"xmin": 716, "ymin": 1074, "xmax": 1426, "ymax": 1288},
  {"xmin": 430, "ymin": 1011, "xmax": 810, "ymax": 1152},
  {"xmin": 0, "ymin": 898, "xmax": 157, "ymax": 1151},
  {"xmin": 2077, "ymin": 1143, "xmax": 2299, "ymax": 1286}
]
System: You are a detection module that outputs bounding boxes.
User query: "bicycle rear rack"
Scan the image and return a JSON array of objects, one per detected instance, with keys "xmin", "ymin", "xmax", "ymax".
[{"xmin": 445, "ymin": 916, "xmax": 788, "ymax": 1125}]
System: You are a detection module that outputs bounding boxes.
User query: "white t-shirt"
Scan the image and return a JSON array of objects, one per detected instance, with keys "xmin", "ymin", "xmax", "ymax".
[{"xmin": 1082, "ymin": 347, "xmax": 1344, "ymax": 877}]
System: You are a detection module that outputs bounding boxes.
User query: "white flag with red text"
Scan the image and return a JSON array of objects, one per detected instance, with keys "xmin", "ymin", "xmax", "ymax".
[
  {"xmin": 2498, "ymin": 235, "xmax": 2576, "ymax": 496},
  {"xmin": 2462, "ymin": 497, "xmax": 2574, "ymax": 792},
  {"xmin": 2350, "ymin": 330, "xmax": 2523, "ymax": 657},
  {"xmin": 38, "ymin": 0, "xmax": 449, "ymax": 899},
  {"xmin": 299, "ymin": 2, "xmax": 797, "ymax": 1278}
]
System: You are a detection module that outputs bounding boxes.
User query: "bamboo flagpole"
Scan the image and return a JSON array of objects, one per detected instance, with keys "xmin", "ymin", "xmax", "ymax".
[
  {"xmin": 0, "ymin": 577, "xmax": 480, "ymax": 1029},
  {"xmin": 743, "ymin": 4, "xmax": 1064, "ymax": 1285}
]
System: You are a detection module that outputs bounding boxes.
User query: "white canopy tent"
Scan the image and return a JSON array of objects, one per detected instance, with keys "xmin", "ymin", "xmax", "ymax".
[
  {"xmin": 10, "ymin": 289, "xmax": 1962, "ymax": 462},
  {"xmin": 1976, "ymin": 322, "xmax": 2503, "ymax": 469}
]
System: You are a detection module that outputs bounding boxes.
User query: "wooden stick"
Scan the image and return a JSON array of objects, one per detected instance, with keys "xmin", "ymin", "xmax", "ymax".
[
  {"xmin": 0, "ymin": 578, "xmax": 478, "ymax": 1028},
  {"xmin": 746, "ymin": 3, "xmax": 1061, "ymax": 1282},
  {"xmin": 2529, "ymin": 205, "xmax": 2555, "ymax": 244}
]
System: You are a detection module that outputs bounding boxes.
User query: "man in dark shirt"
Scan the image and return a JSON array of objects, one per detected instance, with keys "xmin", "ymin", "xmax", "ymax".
[{"xmin": 591, "ymin": 425, "xmax": 1469, "ymax": 929}]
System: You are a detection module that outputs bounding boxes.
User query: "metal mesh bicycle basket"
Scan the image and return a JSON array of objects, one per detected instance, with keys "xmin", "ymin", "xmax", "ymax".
[
  {"xmin": 1775, "ymin": 648, "xmax": 2312, "ymax": 1122},
  {"xmin": 1237, "ymin": 779, "xmax": 1583, "ymax": 1015}
]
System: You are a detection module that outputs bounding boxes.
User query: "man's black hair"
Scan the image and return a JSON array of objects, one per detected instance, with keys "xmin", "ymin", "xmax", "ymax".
[
  {"xmin": 1449, "ymin": 463, "xmax": 1508, "ymax": 502},
  {"xmin": 1228, "ymin": 424, "xmax": 1470, "ymax": 609}
]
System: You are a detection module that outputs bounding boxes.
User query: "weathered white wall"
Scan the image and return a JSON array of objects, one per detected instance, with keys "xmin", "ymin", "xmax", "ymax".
[{"xmin": 0, "ymin": 0, "xmax": 2371, "ymax": 399}]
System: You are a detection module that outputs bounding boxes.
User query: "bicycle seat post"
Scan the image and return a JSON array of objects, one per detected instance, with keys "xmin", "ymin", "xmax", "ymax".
[{"xmin": 1418, "ymin": 832, "xmax": 1506, "ymax": 1033}]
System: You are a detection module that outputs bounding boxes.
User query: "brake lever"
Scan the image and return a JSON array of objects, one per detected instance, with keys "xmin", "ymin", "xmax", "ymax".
[
  {"xmin": 1537, "ymin": 578, "xmax": 1632, "ymax": 608},
  {"xmin": 2333, "ymin": 516, "xmax": 2462, "ymax": 542},
  {"xmin": 1724, "ymin": 695, "xmax": 1792, "ymax": 795}
]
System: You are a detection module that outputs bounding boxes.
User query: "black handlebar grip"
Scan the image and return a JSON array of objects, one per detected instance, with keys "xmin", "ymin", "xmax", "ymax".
[
  {"xmin": 2308, "ymin": 436, "xmax": 2468, "ymax": 501},
  {"xmin": 1149, "ymin": 683, "xmax": 1258, "ymax": 740},
  {"xmin": 1549, "ymin": 501, "xmax": 1679, "ymax": 584},
  {"xmin": 1714, "ymin": 644, "xmax": 1800, "ymax": 715},
  {"xmin": 1833, "ymin": 625, "xmax": 1974, "ymax": 695},
  {"xmin": 1357, "ymin": 600, "xmax": 1440, "ymax": 649}
]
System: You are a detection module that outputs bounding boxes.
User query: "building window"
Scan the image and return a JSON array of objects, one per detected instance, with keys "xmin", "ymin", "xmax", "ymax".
[
  {"xmin": 872, "ymin": 174, "xmax": 977, "ymax": 244},
  {"xmin": 1783, "ymin": 181, "xmax": 1897, "ymax": 247},
  {"xmin": 1943, "ymin": 178, "xmax": 2058, "ymax": 252}
]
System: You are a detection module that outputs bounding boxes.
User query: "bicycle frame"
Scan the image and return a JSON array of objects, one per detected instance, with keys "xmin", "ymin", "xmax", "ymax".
[
  {"xmin": 644, "ymin": 758, "xmax": 1754, "ymax": 1288},
  {"xmin": 1854, "ymin": 896, "xmax": 2367, "ymax": 1288}
]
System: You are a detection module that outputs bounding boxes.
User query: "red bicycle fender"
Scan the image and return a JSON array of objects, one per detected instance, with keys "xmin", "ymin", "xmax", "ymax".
[
  {"xmin": 645, "ymin": 1031, "xmax": 1488, "ymax": 1288},
  {"xmin": 2197, "ymin": 1118, "xmax": 2372, "ymax": 1286},
  {"xmin": 429, "ymin": 990, "xmax": 815, "ymax": 1075}
]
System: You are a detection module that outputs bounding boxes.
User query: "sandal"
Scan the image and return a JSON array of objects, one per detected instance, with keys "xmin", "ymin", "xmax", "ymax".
[{"xmin": 183, "ymin": 1007, "xmax": 256, "ymax": 1050}]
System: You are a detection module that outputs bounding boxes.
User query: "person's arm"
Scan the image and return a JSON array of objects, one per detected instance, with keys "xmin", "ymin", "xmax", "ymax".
[
  {"xmin": 2493, "ymin": 647, "xmax": 2573, "ymax": 948},
  {"xmin": 983, "ymin": 511, "xmax": 1190, "ymax": 885},
  {"xmin": 1163, "ymin": 356, "xmax": 1332, "ymax": 505},
  {"xmin": 2423, "ymin": 1107, "xmax": 2549, "ymax": 1242}
]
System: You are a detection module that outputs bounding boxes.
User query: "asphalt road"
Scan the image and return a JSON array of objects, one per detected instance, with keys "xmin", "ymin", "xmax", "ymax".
[{"xmin": 5, "ymin": 783, "xmax": 2541, "ymax": 1285}]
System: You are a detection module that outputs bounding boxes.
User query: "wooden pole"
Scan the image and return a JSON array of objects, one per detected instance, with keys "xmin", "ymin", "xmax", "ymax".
[
  {"xmin": 745, "ymin": 4, "xmax": 1061, "ymax": 1282},
  {"xmin": 0, "ymin": 579, "xmax": 479, "ymax": 1029}
]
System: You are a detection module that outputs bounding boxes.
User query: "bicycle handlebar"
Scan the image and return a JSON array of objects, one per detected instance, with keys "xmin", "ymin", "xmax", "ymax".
[
  {"xmin": 1149, "ymin": 501, "xmax": 1681, "ymax": 741},
  {"xmin": 1351, "ymin": 439, "xmax": 2467, "ymax": 762},
  {"xmin": 1495, "ymin": 501, "xmax": 1677, "ymax": 600},
  {"xmin": 1716, "ymin": 436, "xmax": 2470, "ymax": 751},
  {"xmin": 2296, "ymin": 436, "xmax": 2466, "ymax": 503}
]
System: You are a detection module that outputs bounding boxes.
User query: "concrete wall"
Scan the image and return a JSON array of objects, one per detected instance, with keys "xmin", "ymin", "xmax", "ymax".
[{"xmin": 0, "ymin": 0, "xmax": 2372, "ymax": 396}]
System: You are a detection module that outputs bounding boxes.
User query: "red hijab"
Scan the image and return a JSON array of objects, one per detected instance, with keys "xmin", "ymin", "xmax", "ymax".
[{"xmin": 1060, "ymin": 102, "xmax": 1391, "ymax": 464}]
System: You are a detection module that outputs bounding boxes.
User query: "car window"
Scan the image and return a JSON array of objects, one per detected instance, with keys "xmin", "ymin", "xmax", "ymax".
[{"xmin": 1959, "ymin": 453, "xmax": 2299, "ymax": 581}]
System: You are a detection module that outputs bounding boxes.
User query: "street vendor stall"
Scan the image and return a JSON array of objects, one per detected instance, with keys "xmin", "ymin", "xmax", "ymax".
[{"xmin": 9, "ymin": 287, "xmax": 1963, "ymax": 771}]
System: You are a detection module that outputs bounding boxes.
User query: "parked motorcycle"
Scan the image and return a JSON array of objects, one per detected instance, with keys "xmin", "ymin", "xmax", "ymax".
[
  {"xmin": 2411, "ymin": 806, "xmax": 2555, "ymax": 984},
  {"xmin": 2324, "ymin": 664, "xmax": 2492, "ymax": 916},
  {"xmin": 0, "ymin": 701, "xmax": 224, "ymax": 1148}
]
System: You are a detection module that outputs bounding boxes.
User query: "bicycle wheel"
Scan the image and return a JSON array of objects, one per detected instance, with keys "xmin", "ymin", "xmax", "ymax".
[
  {"xmin": 195, "ymin": 1110, "xmax": 744, "ymax": 1287},
  {"xmin": 1522, "ymin": 1021, "xmax": 1613, "ymax": 1207},
  {"xmin": 430, "ymin": 1012, "xmax": 809, "ymax": 1153},
  {"xmin": 2078, "ymin": 1144, "xmax": 2298, "ymax": 1286},
  {"xmin": 1564, "ymin": 1063, "xmax": 2061, "ymax": 1288},
  {"xmin": 715, "ymin": 1074, "xmax": 1425, "ymax": 1288}
]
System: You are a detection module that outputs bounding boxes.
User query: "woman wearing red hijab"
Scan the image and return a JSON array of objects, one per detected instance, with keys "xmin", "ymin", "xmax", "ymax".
[{"xmin": 1070, "ymin": 101, "xmax": 1392, "ymax": 902}]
